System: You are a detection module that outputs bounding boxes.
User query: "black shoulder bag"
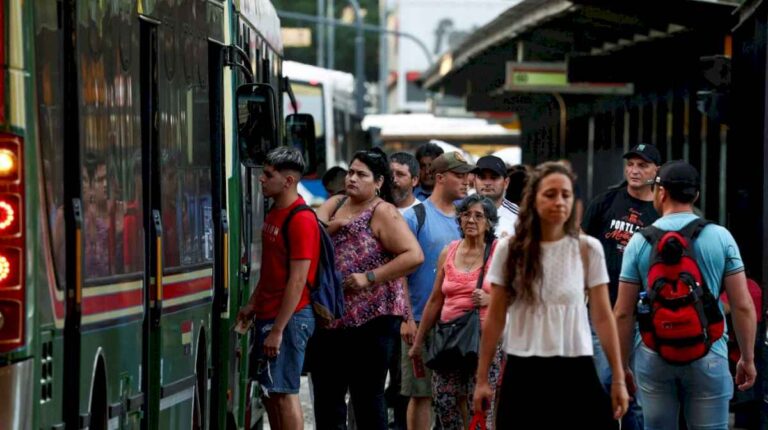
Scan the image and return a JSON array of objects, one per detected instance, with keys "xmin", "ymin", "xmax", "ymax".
[{"xmin": 424, "ymin": 240, "xmax": 493, "ymax": 373}]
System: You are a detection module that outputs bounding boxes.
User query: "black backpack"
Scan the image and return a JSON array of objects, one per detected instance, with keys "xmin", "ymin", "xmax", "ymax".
[
  {"xmin": 413, "ymin": 203, "xmax": 426, "ymax": 238},
  {"xmin": 282, "ymin": 205, "xmax": 344, "ymax": 327}
]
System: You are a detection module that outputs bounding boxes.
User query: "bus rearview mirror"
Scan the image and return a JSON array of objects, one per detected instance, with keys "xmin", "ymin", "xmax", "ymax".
[
  {"xmin": 236, "ymin": 84, "xmax": 278, "ymax": 167},
  {"xmin": 286, "ymin": 113, "xmax": 318, "ymax": 176}
]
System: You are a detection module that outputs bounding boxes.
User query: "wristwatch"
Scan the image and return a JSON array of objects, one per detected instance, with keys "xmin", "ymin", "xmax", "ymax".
[{"xmin": 366, "ymin": 271, "xmax": 376, "ymax": 284}]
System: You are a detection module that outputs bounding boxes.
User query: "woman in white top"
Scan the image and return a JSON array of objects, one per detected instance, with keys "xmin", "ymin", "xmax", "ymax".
[{"xmin": 472, "ymin": 162, "xmax": 629, "ymax": 428}]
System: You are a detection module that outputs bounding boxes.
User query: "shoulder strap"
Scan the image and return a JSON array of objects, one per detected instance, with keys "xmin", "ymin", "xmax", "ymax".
[
  {"xmin": 329, "ymin": 196, "xmax": 348, "ymax": 220},
  {"xmin": 476, "ymin": 240, "xmax": 493, "ymax": 290},
  {"xmin": 678, "ymin": 218, "xmax": 711, "ymax": 242},
  {"xmin": 413, "ymin": 203, "xmax": 426, "ymax": 237},
  {"xmin": 282, "ymin": 204, "xmax": 315, "ymax": 268},
  {"xmin": 640, "ymin": 225, "xmax": 664, "ymax": 247},
  {"xmin": 578, "ymin": 236, "xmax": 590, "ymax": 302},
  {"xmin": 368, "ymin": 200, "xmax": 384, "ymax": 226}
]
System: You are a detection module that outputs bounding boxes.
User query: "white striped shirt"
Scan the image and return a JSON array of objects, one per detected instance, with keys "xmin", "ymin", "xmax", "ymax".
[{"xmin": 496, "ymin": 199, "xmax": 519, "ymax": 238}]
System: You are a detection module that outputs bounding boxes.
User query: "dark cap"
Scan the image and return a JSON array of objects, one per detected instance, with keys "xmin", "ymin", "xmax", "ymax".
[
  {"xmin": 472, "ymin": 155, "xmax": 507, "ymax": 177},
  {"xmin": 430, "ymin": 151, "xmax": 475, "ymax": 174},
  {"xmin": 656, "ymin": 160, "xmax": 700, "ymax": 191},
  {"xmin": 623, "ymin": 143, "xmax": 661, "ymax": 165}
]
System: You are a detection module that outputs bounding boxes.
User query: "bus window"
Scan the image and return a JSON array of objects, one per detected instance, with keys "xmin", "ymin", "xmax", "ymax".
[
  {"xmin": 159, "ymin": 84, "xmax": 212, "ymax": 270},
  {"xmin": 35, "ymin": 5, "xmax": 67, "ymax": 287},
  {"xmin": 77, "ymin": 50, "xmax": 143, "ymax": 280}
]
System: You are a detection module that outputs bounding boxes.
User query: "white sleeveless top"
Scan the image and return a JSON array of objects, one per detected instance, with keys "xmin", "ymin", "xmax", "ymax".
[{"xmin": 486, "ymin": 235, "xmax": 609, "ymax": 357}]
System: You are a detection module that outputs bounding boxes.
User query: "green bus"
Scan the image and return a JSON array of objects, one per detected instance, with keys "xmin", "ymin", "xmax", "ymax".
[{"xmin": 0, "ymin": 0, "xmax": 302, "ymax": 428}]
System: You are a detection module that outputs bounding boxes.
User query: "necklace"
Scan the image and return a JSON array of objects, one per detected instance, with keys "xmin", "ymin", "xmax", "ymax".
[{"xmin": 458, "ymin": 240, "xmax": 482, "ymax": 272}]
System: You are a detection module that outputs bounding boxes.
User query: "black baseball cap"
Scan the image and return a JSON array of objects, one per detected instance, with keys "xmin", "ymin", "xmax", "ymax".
[
  {"xmin": 472, "ymin": 155, "xmax": 507, "ymax": 177},
  {"xmin": 623, "ymin": 143, "xmax": 661, "ymax": 165},
  {"xmin": 656, "ymin": 160, "xmax": 700, "ymax": 192}
]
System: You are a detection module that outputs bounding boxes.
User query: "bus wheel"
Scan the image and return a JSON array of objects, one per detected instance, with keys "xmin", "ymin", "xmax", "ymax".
[
  {"xmin": 193, "ymin": 334, "xmax": 207, "ymax": 430},
  {"xmin": 90, "ymin": 361, "xmax": 108, "ymax": 430}
]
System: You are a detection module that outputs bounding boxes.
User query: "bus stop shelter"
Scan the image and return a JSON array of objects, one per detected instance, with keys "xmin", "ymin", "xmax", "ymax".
[{"xmin": 424, "ymin": 1, "xmax": 768, "ymax": 423}]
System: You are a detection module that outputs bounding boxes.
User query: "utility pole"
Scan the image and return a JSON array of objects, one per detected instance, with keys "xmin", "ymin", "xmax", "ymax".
[
  {"xmin": 379, "ymin": 1, "xmax": 388, "ymax": 113},
  {"xmin": 327, "ymin": 1, "xmax": 335, "ymax": 69},
  {"xmin": 317, "ymin": 0, "xmax": 325, "ymax": 67},
  {"xmin": 348, "ymin": 0, "xmax": 366, "ymax": 117}
]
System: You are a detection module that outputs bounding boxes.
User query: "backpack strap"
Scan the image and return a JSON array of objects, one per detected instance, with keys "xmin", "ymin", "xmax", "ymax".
[
  {"xmin": 282, "ymin": 204, "xmax": 315, "ymax": 274},
  {"xmin": 639, "ymin": 225, "xmax": 665, "ymax": 248},
  {"xmin": 640, "ymin": 218, "xmax": 711, "ymax": 251},
  {"xmin": 677, "ymin": 218, "xmax": 711, "ymax": 242},
  {"xmin": 413, "ymin": 203, "xmax": 426, "ymax": 238}
]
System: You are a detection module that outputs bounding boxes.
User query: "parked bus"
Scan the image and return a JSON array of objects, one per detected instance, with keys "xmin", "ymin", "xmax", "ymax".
[
  {"xmin": 0, "ymin": 0, "xmax": 299, "ymax": 429},
  {"xmin": 282, "ymin": 61, "xmax": 360, "ymax": 204},
  {"xmin": 362, "ymin": 113, "xmax": 521, "ymax": 164}
]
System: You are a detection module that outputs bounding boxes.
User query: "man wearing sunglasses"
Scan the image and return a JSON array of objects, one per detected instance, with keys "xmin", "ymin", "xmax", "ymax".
[{"xmin": 581, "ymin": 143, "xmax": 662, "ymax": 430}]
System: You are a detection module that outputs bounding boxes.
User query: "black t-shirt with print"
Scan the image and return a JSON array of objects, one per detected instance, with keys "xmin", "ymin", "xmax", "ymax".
[{"xmin": 581, "ymin": 187, "xmax": 659, "ymax": 305}]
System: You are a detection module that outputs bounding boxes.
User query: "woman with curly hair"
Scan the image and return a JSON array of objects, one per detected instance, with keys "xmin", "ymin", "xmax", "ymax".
[
  {"xmin": 473, "ymin": 161, "xmax": 629, "ymax": 429},
  {"xmin": 409, "ymin": 194, "xmax": 503, "ymax": 429}
]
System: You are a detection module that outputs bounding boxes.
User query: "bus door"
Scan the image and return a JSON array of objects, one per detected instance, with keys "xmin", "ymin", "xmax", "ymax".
[{"xmin": 140, "ymin": 5, "xmax": 217, "ymax": 428}]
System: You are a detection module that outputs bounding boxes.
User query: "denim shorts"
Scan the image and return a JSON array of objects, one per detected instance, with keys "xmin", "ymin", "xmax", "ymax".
[{"xmin": 250, "ymin": 305, "xmax": 315, "ymax": 395}]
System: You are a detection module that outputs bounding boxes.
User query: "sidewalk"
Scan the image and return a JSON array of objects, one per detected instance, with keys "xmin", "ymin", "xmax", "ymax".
[{"xmin": 263, "ymin": 376, "xmax": 315, "ymax": 430}]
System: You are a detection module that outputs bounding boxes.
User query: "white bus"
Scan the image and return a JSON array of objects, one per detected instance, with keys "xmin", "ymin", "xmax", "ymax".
[
  {"xmin": 283, "ymin": 61, "xmax": 360, "ymax": 203},
  {"xmin": 362, "ymin": 113, "xmax": 522, "ymax": 165}
]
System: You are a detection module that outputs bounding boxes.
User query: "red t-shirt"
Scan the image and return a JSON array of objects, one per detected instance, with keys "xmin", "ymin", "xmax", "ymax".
[{"xmin": 252, "ymin": 197, "xmax": 318, "ymax": 319}]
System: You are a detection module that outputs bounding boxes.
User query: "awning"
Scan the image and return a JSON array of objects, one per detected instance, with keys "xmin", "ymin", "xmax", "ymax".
[{"xmin": 422, "ymin": 0, "xmax": 739, "ymax": 97}]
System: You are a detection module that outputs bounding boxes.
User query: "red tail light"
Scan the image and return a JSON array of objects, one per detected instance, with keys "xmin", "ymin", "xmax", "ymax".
[{"xmin": 0, "ymin": 134, "xmax": 23, "ymax": 353}]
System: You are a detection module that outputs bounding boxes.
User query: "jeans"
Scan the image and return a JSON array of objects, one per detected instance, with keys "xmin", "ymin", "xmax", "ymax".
[
  {"xmin": 311, "ymin": 315, "xmax": 400, "ymax": 430},
  {"xmin": 251, "ymin": 306, "xmax": 315, "ymax": 395},
  {"xmin": 635, "ymin": 346, "xmax": 733, "ymax": 430},
  {"xmin": 592, "ymin": 328, "xmax": 644, "ymax": 430}
]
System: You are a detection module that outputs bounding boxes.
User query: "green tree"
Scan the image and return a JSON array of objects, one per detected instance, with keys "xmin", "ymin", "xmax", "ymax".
[{"xmin": 273, "ymin": 0, "xmax": 381, "ymax": 81}]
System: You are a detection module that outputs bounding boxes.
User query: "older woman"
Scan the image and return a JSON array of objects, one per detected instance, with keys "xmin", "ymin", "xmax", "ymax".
[
  {"xmin": 312, "ymin": 148, "xmax": 424, "ymax": 430},
  {"xmin": 409, "ymin": 194, "xmax": 503, "ymax": 430}
]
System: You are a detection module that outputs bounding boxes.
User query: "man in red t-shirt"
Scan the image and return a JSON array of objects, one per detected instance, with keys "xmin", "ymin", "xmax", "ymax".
[{"xmin": 238, "ymin": 147, "xmax": 319, "ymax": 429}]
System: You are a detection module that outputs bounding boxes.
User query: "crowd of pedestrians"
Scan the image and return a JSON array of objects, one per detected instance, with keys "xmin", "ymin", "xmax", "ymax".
[{"xmin": 238, "ymin": 142, "xmax": 758, "ymax": 430}]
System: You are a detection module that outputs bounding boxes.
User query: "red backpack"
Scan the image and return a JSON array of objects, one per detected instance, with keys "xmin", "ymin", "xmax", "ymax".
[{"xmin": 637, "ymin": 219, "xmax": 724, "ymax": 364}]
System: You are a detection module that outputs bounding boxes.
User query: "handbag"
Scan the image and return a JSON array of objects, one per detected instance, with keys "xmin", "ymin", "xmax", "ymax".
[{"xmin": 424, "ymin": 241, "xmax": 492, "ymax": 372}]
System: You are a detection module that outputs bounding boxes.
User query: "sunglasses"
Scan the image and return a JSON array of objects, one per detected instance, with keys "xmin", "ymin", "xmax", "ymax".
[
  {"xmin": 645, "ymin": 177, "xmax": 661, "ymax": 190},
  {"xmin": 356, "ymin": 150, "xmax": 384, "ymax": 160}
]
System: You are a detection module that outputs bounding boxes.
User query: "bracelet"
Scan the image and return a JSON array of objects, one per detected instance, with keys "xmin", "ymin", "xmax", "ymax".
[{"xmin": 611, "ymin": 380, "xmax": 626, "ymax": 386}]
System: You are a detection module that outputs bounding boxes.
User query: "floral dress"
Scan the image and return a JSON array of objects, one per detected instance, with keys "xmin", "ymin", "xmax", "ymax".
[{"xmin": 329, "ymin": 202, "xmax": 409, "ymax": 328}]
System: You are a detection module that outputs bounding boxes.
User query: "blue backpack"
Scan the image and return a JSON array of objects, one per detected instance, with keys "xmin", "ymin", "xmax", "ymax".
[{"xmin": 282, "ymin": 204, "xmax": 344, "ymax": 326}]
